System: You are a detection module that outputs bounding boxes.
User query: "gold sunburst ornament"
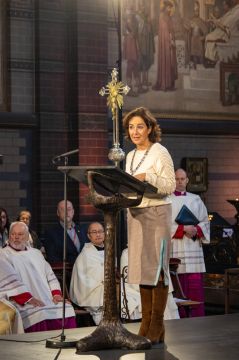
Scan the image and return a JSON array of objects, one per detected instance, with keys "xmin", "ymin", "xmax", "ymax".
[
  {"xmin": 99, "ymin": 68, "xmax": 130, "ymax": 165},
  {"xmin": 99, "ymin": 68, "xmax": 130, "ymax": 122}
]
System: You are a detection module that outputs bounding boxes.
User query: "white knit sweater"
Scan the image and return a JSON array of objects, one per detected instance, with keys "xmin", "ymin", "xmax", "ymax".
[{"xmin": 125, "ymin": 142, "xmax": 176, "ymax": 208}]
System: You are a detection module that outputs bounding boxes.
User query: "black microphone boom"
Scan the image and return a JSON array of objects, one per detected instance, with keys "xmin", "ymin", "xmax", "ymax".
[{"xmin": 52, "ymin": 149, "xmax": 79, "ymax": 164}]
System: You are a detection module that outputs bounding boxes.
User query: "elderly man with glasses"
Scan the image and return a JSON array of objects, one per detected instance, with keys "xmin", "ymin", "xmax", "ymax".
[{"xmin": 70, "ymin": 222, "xmax": 105, "ymax": 325}]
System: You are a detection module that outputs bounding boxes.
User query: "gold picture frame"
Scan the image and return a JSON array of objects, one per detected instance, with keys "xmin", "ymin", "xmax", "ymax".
[{"xmin": 184, "ymin": 157, "xmax": 208, "ymax": 193}]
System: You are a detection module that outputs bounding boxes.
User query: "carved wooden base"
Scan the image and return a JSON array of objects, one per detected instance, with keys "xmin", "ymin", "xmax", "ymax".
[
  {"xmin": 76, "ymin": 320, "xmax": 151, "ymax": 353},
  {"xmin": 75, "ymin": 170, "xmax": 151, "ymax": 353}
]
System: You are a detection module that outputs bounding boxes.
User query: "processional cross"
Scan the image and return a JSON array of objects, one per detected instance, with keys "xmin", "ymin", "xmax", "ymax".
[
  {"xmin": 99, "ymin": 68, "xmax": 130, "ymax": 166},
  {"xmin": 75, "ymin": 69, "xmax": 151, "ymax": 353}
]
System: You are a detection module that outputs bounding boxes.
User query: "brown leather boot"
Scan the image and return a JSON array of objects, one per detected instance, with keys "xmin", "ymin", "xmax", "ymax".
[
  {"xmin": 146, "ymin": 281, "xmax": 169, "ymax": 344},
  {"xmin": 138, "ymin": 285, "xmax": 153, "ymax": 337}
]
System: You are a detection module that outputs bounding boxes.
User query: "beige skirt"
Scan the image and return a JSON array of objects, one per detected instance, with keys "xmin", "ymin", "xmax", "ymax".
[{"xmin": 127, "ymin": 204, "xmax": 172, "ymax": 286}]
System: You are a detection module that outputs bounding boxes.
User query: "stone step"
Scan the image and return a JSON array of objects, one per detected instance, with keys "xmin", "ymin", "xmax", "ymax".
[
  {"xmin": 184, "ymin": 88, "xmax": 219, "ymax": 99},
  {"xmin": 190, "ymin": 67, "xmax": 219, "ymax": 80},
  {"xmin": 183, "ymin": 75, "xmax": 219, "ymax": 99},
  {"xmin": 190, "ymin": 76, "xmax": 219, "ymax": 90}
]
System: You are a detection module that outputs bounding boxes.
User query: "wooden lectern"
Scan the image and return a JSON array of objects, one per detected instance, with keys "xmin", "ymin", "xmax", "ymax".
[{"xmin": 58, "ymin": 165, "xmax": 157, "ymax": 352}]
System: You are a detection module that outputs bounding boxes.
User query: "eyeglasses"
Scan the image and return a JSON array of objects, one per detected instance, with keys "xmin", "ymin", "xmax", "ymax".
[{"xmin": 88, "ymin": 230, "xmax": 104, "ymax": 235}]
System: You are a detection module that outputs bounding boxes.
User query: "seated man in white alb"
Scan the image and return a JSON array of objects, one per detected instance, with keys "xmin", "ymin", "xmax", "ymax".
[
  {"xmin": 70, "ymin": 222, "xmax": 105, "ymax": 325},
  {"xmin": 0, "ymin": 221, "xmax": 76, "ymax": 333},
  {"xmin": 120, "ymin": 247, "xmax": 179, "ymax": 321}
]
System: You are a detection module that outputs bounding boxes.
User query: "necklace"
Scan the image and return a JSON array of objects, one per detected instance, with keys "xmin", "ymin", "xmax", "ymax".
[{"xmin": 130, "ymin": 145, "xmax": 152, "ymax": 175}]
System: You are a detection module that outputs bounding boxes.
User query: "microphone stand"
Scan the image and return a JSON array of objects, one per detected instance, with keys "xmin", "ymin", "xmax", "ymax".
[
  {"xmin": 52, "ymin": 149, "xmax": 79, "ymax": 165},
  {"xmin": 46, "ymin": 149, "xmax": 79, "ymax": 348}
]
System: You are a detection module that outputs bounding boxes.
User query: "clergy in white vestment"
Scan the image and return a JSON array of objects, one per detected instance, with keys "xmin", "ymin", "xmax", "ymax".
[
  {"xmin": 0, "ymin": 221, "xmax": 76, "ymax": 333},
  {"xmin": 171, "ymin": 169, "xmax": 210, "ymax": 317},
  {"xmin": 70, "ymin": 222, "xmax": 105, "ymax": 325},
  {"xmin": 120, "ymin": 248, "xmax": 179, "ymax": 321}
]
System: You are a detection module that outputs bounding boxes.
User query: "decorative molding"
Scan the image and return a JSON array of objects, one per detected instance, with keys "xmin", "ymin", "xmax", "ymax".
[
  {"xmin": 0, "ymin": 112, "xmax": 37, "ymax": 128},
  {"xmin": 37, "ymin": 9, "xmax": 65, "ymax": 23},
  {"xmin": 10, "ymin": 0, "xmax": 33, "ymax": 9},
  {"xmin": 78, "ymin": 62, "xmax": 107, "ymax": 74},
  {"xmin": 77, "ymin": 15, "xmax": 108, "ymax": 25},
  {"xmin": 10, "ymin": 59, "xmax": 34, "ymax": 71},
  {"xmin": 38, "ymin": 60, "xmax": 64, "ymax": 73},
  {"xmin": 158, "ymin": 118, "xmax": 239, "ymax": 135},
  {"xmin": 8, "ymin": 9, "xmax": 33, "ymax": 19}
]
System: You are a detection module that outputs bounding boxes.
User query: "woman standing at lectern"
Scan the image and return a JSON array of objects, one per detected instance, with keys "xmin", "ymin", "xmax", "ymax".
[{"xmin": 123, "ymin": 107, "xmax": 175, "ymax": 344}]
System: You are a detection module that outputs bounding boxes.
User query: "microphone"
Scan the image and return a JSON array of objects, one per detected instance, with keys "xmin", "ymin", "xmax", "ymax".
[{"xmin": 52, "ymin": 149, "xmax": 79, "ymax": 164}]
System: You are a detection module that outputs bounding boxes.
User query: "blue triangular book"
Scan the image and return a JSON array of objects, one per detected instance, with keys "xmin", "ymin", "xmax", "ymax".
[{"xmin": 175, "ymin": 205, "xmax": 199, "ymax": 225}]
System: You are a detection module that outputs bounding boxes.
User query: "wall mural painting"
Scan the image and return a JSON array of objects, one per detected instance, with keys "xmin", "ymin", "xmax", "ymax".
[{"xmin": 121, "ymin": 0, "xmax": 239, "ymax": 119}]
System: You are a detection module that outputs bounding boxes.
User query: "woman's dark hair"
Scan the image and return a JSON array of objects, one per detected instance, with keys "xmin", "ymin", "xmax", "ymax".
[
  {"xmin": 0, "ymin": 207, "xmax": 10, "ymax": 232},
  {"xmin": 123, "ymin": 107, "xmax": 161, "ymax": 143}
]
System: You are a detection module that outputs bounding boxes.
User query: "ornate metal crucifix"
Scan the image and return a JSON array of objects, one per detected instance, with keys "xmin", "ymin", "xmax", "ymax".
[{"xmin": 99, "ymin": 68, "xmax": 130, "ymax": 166}]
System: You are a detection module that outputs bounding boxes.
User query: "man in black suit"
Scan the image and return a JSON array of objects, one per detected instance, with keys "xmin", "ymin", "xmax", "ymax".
[{"xmin": 43, "ymin": 200, "xmax": 88, "ymax": 266}]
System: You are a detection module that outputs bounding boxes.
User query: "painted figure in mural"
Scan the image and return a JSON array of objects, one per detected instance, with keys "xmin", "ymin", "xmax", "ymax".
[
  {"xmin": 188, "ymin": 1, "xmax": 208, "ymax": 69},
  {"xmin": 136, "ymin": 0, "xmax": 155, "ymax": 92},
  {"xmin": 153, "ymin": 0, "xmax": 178, "ymax": 91},
  {"xmin": 207, "ymin": 5, "xmax": 221, "ymax": 33},
  {"xmin": 205, "ymin": 0, "xmax": 239, "ymax": 64},
  {"xmin": 123, "ymin": 0, "xmax": 155, "ymax": 96},
  {"xmin": 123, "ymin": 8, "xmax": 140, "ymax": 97},
  {"xmin": 170, "ymin": 1, "xmax": 190, "ymax": 68}
]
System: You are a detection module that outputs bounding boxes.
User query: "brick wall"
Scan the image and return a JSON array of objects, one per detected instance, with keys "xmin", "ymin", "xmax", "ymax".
[
  {"xmin": 77, "ymin": 0, "xmax": 109, "ymax": 220},
  {"xmin": 9, "ymin": 2, "xmax": 34, "ymax": 113},
  {"xmin": 0, "ymin": 129, "xmax": 31, "ymax": 222}
]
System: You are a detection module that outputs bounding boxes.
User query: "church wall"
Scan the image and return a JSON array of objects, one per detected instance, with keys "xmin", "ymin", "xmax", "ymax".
[
  {"xmin": 0, "ymin": 2, "xmax": 36, "ymax": 225},
  {"xmin": 0, "ymin": 0, "xmax": 110, "ymax": 234},
  {"xmin": 163, "ymin": 134, "xmax": 239, "ymax": 225},
  {"xmin": 9, "ymin": 2, "xmax": 35, "ymax": 113},
  {"xmin": 76, "ymin": 0, "xmax": 109, "ymax": 220},
  {"xmin": 0, "ymin": 0, "xmax": 239, "ymax": 240}
]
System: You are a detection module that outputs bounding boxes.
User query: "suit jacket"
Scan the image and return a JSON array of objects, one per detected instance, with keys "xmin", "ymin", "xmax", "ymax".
[
  {"xmin": 43, "ymin": 222, "xmax": 88, "ymax": 265},
  {"xmin": 30, "ymin": 229, "xmax": 42, "ymax": 250}
]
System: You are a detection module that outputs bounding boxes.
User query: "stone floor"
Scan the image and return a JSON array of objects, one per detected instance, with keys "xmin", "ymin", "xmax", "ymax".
[{"xmin": 0, "ymin": 313, "xmax": 239, "ymax": 360}]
